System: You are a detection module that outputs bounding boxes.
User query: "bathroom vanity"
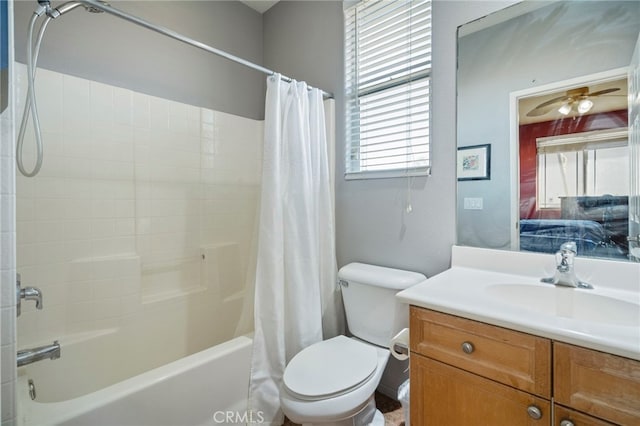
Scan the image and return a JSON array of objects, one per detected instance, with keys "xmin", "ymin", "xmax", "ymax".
[{"xmin": 397, "ymin": 246, "xmax": 640, "ymax": 426}]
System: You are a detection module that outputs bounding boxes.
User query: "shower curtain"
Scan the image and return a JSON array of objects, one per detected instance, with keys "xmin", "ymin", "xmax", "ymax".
[{"xmin": 248, "ymin": 74, "xmax": 341, "ymax": 424}]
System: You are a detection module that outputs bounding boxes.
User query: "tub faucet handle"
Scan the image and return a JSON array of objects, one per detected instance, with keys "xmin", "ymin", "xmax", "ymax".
[{"xmin": 16, "ymin": 273, "xmax": 43, "ymax": 317}]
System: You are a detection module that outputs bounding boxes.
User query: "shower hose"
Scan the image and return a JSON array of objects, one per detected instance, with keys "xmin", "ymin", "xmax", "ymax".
[{"xmin": 16, "ymin": 5, "xmax": 52, "ymax": 177}]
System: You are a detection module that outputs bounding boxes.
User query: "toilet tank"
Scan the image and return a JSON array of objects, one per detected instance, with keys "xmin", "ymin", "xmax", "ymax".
[{"xmin": 338, "ymin": 263, "xmax": 426, "ymax": 347}]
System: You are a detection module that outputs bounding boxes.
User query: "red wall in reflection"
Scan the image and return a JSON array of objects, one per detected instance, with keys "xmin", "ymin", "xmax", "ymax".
[{"xmin": 519, "ymin": 109, "xmax": 627, "ymax": 220}]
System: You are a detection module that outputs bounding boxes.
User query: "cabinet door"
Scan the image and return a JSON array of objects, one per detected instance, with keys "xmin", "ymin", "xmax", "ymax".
[
  {"xmin": 554, "ymin": 342, "xmax": 640, "ymax": 425},
  {"xmin": 411, "ymin": 353, "xmax": 551, "ymax": 426},
  {"xmin": 554, "ymin": 405, "xmax": 616, "ymax": 426}
]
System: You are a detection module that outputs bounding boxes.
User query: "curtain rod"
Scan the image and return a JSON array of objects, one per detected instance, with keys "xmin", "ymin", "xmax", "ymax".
[{"xmin": 78, "ymin": 0, "xmax": 334, "ymax": 99}]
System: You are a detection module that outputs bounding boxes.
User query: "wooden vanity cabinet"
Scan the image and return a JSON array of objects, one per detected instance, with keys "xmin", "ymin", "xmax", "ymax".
[
  {"xmin": 410, "ymin": 306, "xmax": 640, "ymax": 426},
  {"xmin": 410, "ymin": 307, "xmax": 552, "ymax": 425}
]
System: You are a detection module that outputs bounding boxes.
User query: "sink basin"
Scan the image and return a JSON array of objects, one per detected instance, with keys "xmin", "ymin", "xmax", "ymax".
[{"xmin": 486, "ymin": 284, "xmax": 640, "ymax": 326}]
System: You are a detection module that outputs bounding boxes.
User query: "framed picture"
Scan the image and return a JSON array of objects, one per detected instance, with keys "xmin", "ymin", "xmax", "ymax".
[{"xmin": 457, "ymin": 144, "xmax": 491, "ymax": 181}]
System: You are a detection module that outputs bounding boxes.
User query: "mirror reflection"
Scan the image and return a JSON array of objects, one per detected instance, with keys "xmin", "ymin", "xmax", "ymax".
[
  {"xmin": 518, "ymin": 74, "xmax": 629, "ymax": 259},
  {"xmin": 456, "ymin": 0, "xmax": 640, "ymax": 261}
]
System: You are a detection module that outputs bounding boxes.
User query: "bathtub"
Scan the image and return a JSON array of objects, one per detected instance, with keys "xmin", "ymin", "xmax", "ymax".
[{"xmin": 18, "ymin": 335, "xmax": 253, "ymax": 426}]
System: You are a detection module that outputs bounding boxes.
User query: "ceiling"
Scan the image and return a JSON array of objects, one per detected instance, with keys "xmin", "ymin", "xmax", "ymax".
[
  {"xmin": 239, "ymin": 0, "xmax": 279, "ymax": 14},
  {"xmin": 518, "ymin": 77, "xmax": 628, "ymax": 125}
]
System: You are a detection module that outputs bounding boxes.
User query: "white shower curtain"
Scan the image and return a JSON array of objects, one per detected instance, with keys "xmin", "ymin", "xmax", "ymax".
[{"xmin": 248, "ymin": 75, "xmax": 340, "ymax": 425}]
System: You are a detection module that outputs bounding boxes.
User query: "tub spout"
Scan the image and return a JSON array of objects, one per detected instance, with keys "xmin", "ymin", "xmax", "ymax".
[{"xmin": 17, "ymin": 341, "xmax": 60, "ymax": 367}]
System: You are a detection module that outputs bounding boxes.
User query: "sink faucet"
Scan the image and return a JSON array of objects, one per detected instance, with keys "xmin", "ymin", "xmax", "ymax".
[
  {"xmin": 541, "ymin": 242, "xmax": 593, "ymax": 289},
  {"xmin": 17, "ymin": 341, "xmax": 61, "ymax": 367}
]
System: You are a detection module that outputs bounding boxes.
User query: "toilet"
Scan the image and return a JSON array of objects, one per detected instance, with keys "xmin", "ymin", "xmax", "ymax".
[{"xmin": 280, "ymin": 262, "xmax": 426, "ymax": 426}]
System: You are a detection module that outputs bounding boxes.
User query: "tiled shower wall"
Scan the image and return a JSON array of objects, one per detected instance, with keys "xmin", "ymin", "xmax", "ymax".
[{"xmin": 14, "ymin": 63, "xmax": 262, "ymax": 346}]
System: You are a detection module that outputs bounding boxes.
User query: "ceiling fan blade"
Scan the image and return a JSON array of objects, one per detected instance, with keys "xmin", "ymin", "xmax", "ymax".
[
  {"xmin": 587, "ymin": 88, "xmax": 620, "ymax": 97},
  {"xmin": 526, "ymin": 95, "xmax": 570, "ymax": 117}
]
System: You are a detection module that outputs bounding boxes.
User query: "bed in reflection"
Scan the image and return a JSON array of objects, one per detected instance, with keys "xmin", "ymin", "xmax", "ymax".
[{"xmin": 520, "ymin": 196, "xmax": 629, "ymax": 259}]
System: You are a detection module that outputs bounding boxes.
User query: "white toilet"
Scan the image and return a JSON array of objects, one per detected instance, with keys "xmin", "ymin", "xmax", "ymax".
[{"xmin": 280, "ymin": 262, "xmax": 426, "ymax": 426}]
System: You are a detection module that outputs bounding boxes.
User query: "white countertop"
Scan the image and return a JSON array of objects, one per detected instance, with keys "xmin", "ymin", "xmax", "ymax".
[{"xmin": 397, "ymin": 246, "xmax": 640, "ymax": 361}]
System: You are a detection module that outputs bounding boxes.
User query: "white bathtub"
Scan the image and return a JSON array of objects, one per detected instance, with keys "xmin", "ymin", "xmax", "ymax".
[{"xmin": 18, "ymin": 336, "xmax": 253, "ymax": 426}]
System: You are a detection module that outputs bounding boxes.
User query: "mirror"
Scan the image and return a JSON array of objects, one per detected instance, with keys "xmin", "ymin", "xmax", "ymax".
[{"xmin": 456, "ymin": 0, "xmax": 640, "ymax": 261}]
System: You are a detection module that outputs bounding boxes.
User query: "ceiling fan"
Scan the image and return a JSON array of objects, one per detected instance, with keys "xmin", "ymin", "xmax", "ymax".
[{"xmin": 525, "ymin": 86, "xmax": 621, "ymax": 117}]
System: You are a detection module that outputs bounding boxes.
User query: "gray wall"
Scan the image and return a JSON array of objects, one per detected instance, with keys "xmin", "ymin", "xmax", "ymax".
[
  {"xmin": 13, "ymin": 0, "xmax": 265, "ymax": 119},
  {"xmin": 264, "ymin": 0, "xmax": 515, "ymax": 278}
]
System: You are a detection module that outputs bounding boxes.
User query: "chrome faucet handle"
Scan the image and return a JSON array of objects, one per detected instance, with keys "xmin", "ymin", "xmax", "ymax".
[
  {"xmin": 556, "ymin": 241, "xmax": 577, "ymax": 272},
  {"xmin": 16, "ymin": 274, "xmax": 43, "ymax": 317},
  {"xmin": 559, "ymin": 241, "xmax": 577, "ymax": 255}
]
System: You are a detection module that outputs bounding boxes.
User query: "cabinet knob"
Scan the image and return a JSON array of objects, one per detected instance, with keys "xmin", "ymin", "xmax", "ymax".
[
  {"xmin": 526, "ymin": 405, "xmax": 542, "ymax": 420},
  {"xmin": 559, "ymin": 421, "xmax": 575, "ymax": 426},
  {"xmin": 461, "ymin": 341, "xmax": 474, "ymax": 354}
]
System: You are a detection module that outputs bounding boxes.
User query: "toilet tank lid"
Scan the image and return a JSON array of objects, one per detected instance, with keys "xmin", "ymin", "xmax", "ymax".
[{"xmin": 338, "ymin": 262, "xmax": 427, "ymax": 290}]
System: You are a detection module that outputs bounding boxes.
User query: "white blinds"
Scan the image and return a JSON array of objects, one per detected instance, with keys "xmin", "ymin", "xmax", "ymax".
[
  {"xmin": 345, "ymin": 0, "xmax": 432, "ymax": 179},
  {"xmin": 536, "ymin": 128, "xmax": 628, "ymax": 154}
]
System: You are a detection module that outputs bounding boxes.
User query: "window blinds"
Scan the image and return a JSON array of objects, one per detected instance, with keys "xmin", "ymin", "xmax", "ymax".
[
  {"xmin": 345, "ymin": 0, "xmax": 432, "ymax": 179},
  {"xmin": 536, "ymin": 128, "xmax": 628, "ymax": 154}
]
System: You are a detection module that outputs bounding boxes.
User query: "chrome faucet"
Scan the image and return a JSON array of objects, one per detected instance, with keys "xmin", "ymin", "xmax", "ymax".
[
  {"xmin": 17, "ymin": 341, "xmax": 61, "ymax": 367},
  {"xmin": 541, "ymin": 242, "xmax": 593, "ymax": 289},
  {"xmin": 16, "ymin": 274, "xmax": 43, "ymax": 316}
]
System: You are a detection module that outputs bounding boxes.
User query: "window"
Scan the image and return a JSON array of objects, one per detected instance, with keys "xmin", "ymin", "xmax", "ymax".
[
  {"xmin": 345, "ymin": 0, "xmax": 431, "ymax": 179},
  {"xmin": 536, "ymin": 128, "xmax": 629, "ymax": 209}
]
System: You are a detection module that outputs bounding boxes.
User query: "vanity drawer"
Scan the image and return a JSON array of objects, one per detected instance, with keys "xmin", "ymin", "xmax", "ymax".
[
  {"xmin": 554, "ymin": 342, "xmax": 640, "ymax": 425},
  {"xmin": 554, "ymin": 405, "xmax": 615, "ymax": 426},
  {"xmin": 410, "ymin": 307, "xmax": 551, "ymax": 398}
]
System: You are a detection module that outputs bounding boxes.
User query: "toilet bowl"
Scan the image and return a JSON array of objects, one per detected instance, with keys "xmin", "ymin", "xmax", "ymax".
[
  {"xmin": 279, "ymin": 263, "xmax": 426, "ymax": 426},
  {"xmin": 280, "ymin": 336, "xmax": 389, "ymax": 426}
]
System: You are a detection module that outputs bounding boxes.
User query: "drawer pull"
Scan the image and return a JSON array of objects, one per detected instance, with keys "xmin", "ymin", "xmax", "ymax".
[
  {"xmin": 559, "ymin": 421, "xmax": 575, "ymax": 426},
  {"xmin": 527, "ymin": 405, "xmax": 542, "ymax": 420},
  {"xmin": 461, "ymin": 341, "xmax": 474, "ymax": 354}
]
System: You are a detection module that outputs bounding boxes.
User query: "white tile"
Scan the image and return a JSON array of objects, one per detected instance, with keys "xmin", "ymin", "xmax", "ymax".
[
  {"xmin": 1, "ymin": 307, "xmax": 16, "ymax": 345},
  {"xmin": 91, "ymin": 219, "xmax": 116, "ymax": 239},
  {"xmin": 0, "ymin": 152, "xmax": 15, "ymax": 193},
  {"xmin": 132, "ymin": 92, "xmax": 150, "ymax": 129},
  {"xmin": 34, "ymin": 221, "xmax": 66, "ymax": 243},
  {"xmin": 115, "ymin": 200, "xmax": 135, "ymax": 218},
  {"xmin": 149, "ymin": 97, "xmax": 169, "ymax": 130},
  {"xmin": 1, "ymin": 379, "xmax": 16, "ymax": 422},
  {"xmin": 0, "ymin": 270, "xmax": 15, "ymax": 309},
  {"xmin": 92, "ymin": 278, "xmax": 120, "ymax": 299},
  {"xmin": 63, "ymin": 74, "xmax": 91, "ymax": 133},
  {"xmin": 68, "ymin": 259, "xmax": 93, "ymax": 281},
  {"xmin": 0, "ymin": 232, "xmax": 16, "ymax": 271},
  {"xmin": 66, "ymin": 301, "xmax": 96, "ymax": 325},
  {"xmin": 64, "ymin": 220, "xmax": 92, "ymax": 241},
  {"xmin": 34, "ymin": 198, "xmax": 67, "ymax": 221},
  {"xmin": 64, "ymin": 240, "xmax": 93, "ymax": 263},
  {"xmin": 115, "ymin": 218, "xmax": 135, "ymax": 237},
  {"xmin": 66, "ymin": 281, "xmax": 94, "ymax": 303},
  {"xmin": 90, "ymin": 80, "xmax": 114, "ymax": 125},
  {"xmin": 114, "ymin": 87, "xmax": 133, "ymax": 126},
  {"xmin": 16, "ymin": 310, "xmax": 38, "ymax": 345},
  {"xmin": 36, "ymin": 305, "xmax": 66, "ymax": 338}
]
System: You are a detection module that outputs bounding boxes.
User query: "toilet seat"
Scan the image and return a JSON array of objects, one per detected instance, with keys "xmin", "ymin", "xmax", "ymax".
[{"xmin": 283, "ymin": 335, "xmax": 378, "ymax": 401}]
